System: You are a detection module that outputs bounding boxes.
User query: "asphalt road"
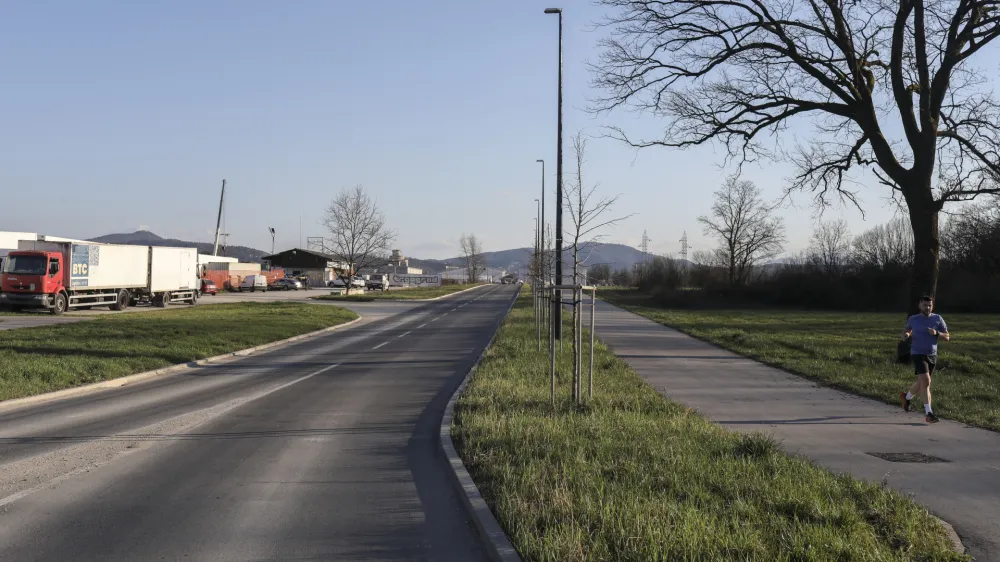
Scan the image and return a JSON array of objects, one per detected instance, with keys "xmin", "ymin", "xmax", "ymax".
[{"xmin": 0, "ymin": 284, "xmax": 517, "ymax": 561}]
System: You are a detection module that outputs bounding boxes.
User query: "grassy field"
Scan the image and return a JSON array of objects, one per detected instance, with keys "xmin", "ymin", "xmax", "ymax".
[
  {"xmin": 453, "ymin": 294, "xmax": 965, "ymax": 561},
  {"xmin": 0, "ymin": 302, "xmax": 357, "ymax": 401},
  {"xmin": 314, "ymin": 283, "xmax": 484, "ymax": 302},
  {"xmin": 602, "ymin": 289, "xmax": 1000, "ymax": 432}
]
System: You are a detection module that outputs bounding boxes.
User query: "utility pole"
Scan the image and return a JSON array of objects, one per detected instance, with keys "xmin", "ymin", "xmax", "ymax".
[
  {"xmin": 679, "ymin": 231, "xmax": 689, "ymax": 262},
  {"xmin": 544, "ymin": 7, "xmax": 564, "ymax": 342},
  {"xmin": 212, "ymin": 179, "xmax": 227, "ymax": 256}
]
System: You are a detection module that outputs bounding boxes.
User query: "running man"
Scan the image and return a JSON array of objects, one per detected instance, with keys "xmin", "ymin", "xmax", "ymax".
[{"xmin": 900, "ymin": 295, "xmax": 950, "ymax": 423}]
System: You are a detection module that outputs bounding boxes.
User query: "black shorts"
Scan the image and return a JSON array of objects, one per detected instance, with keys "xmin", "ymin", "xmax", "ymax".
[{"xmin": 912, "ymin": 354, "xmax": 937, "ymax": 375}]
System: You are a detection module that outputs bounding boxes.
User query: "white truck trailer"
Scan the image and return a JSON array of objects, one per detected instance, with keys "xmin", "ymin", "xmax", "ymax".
[{"xmin": 1, "ymin": 238, "xmax": 199, "ymax": 314}]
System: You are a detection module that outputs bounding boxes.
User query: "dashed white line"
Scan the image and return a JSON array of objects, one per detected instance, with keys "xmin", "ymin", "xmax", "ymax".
[
  {"xmin": 418, "ymin": 323, "xmax": 428, "ymax": 329},
  {"xmin": 398, "ymin": 331, "xmax": 411, "ymax": 338},
  {"xmin": 372, "ymin": 342, "xmax": 388, "ymax": 350}
]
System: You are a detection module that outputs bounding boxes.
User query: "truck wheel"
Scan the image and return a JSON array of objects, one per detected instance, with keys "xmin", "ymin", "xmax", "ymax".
[
  {"xmin": 156, "ymin": 292, "xmax": 170, "ymax": 308},
  {"xmin": 188, "ymin": 292, "xmax": 198, "ymax": 305},
  {"xmin": 110, "ymin": 290, "xmax": 129, "ymax": 311},
  {"xmin": 51, "ymin": 293, "xmax": 68, "ymax": 315}
]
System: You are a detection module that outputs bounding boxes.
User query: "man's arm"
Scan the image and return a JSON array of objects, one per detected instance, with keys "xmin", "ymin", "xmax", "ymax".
[
  {"xmin": 902, "ymin": 317, "xmax": 913, "ymax": 340},
  {"xmin": 937, "ymin": 318, "xmax": 950, "ymax": 342}
]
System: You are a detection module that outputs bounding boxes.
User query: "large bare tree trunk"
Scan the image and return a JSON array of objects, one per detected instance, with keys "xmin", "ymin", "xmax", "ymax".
[{"xmin": 906, "ymin": 189, "xmax": 941, "ymax": 315}]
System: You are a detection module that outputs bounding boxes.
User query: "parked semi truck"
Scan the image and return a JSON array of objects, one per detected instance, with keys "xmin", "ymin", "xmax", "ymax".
[{"xmin": 0, "ymin": 238, "xmax": 199, "ymax": 314}]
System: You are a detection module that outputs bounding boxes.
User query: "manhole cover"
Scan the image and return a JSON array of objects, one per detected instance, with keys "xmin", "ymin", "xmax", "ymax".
[{"xmin": 866, "ymin": 452, "xmax": 949, "ymax": 463}]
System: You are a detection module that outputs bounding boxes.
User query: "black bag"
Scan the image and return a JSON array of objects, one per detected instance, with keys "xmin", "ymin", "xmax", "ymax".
[{"xmin": 896, "ymin": 336, "xmax": 912, "ymax": 364}]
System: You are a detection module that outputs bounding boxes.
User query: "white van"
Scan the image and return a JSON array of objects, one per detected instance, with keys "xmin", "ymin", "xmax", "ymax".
[{"xmin": 239, "ymin": 274, "xmax": 269, "ymax": 292}]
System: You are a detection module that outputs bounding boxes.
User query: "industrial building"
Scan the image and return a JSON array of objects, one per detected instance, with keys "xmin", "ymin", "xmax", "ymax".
[{"xmin": 263, "ymin": 248, "xmax": 349, "ymax": 287}]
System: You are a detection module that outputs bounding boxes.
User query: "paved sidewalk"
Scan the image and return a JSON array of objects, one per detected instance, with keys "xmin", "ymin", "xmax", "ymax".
[{"xmin": 593, "ymin": 301, "xmax": 1000, "ymax": 561}]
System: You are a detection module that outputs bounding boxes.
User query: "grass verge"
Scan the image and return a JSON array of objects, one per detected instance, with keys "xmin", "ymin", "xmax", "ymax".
[
  {"xmin": 602, "ymin": 289, "xmax": 1000, "ymax": 432},
  {"xmin": 0, "ymin": 302, "xmax": 357, "ymax": 401},
  {"xmin": 313, "ymin": 283, "xmax": 484, "ymax": 302},
  {"xmin": 453, "ymin": 293, "xmax": 966, "ymax": 561}
]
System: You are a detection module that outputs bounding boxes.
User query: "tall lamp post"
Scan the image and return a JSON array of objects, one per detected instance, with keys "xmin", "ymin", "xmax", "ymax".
[
  {"xmin": 536, "ymin": 159, "xmax": 546, "ymax": 330},
  {"xmin": 268, "ymin": 227, "xmax": 275, "ymax": 255},
  {"xmin": 544, "ymin": 7, "xmax": 563, "ymax": 341}
]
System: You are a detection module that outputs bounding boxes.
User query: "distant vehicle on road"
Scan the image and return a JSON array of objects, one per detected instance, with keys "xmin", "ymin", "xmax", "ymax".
[
  {"xmin": 270, "ymin": 278, "xmax": 302, "ymax": 291},
  {"xmin": 328, "ymin": 278, "xmax": 347, "ymax": 288},
  {"xmin": 238, "ymin": 275, "xmax": 269, "ymax": 292},
  {"xmin": 199, "ymin": 278, "xmax": 218, "ymax": 296},
  {"xmin": 367, "ymin": 274, "xmax": 388, "ymax": 291},
  {"xmin": 350, "ymin": 277, "xmax": 366, "ymax": 289}
]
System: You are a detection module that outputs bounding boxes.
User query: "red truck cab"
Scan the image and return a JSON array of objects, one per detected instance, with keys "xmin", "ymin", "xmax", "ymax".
[{"xmin": 0, "ymin": 251, "xmax": 66, "ymax": 312}]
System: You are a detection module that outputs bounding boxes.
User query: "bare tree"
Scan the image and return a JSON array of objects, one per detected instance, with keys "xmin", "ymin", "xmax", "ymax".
[
  {"xmin": 588, "ymin": 263, "xmax": 613, "ymax": 285},
  {"xmin": 459, "ymin": 233, "xmax": 486, "ymax": 283},
  {"xmin": 593, "ymin": 0, "xmax": 1000, "ymax": 311},
  {"xmin": 699, "ymin": 177, "xmax": 786, "ymax": 286},
  {"xmin": 566, "ymin": 132, "xmax": 632, "ymax": 285},
  {"xmin": 809, "ymin": 220, "xmax": 853, "ymax": 273},
  {"xmin": 852, "ymin": 217, "xmax": 914, "ymax": 270},
  {"xmin": 322, "ymin": 185, "xmax": 395, "ymax": 285},
  {"xmin": 941, "ymin": 201, "xmax": 1000, "ymax": 272}
]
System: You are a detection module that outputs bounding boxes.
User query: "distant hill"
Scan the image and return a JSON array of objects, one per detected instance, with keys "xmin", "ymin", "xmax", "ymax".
[
  {"xmin": 436, "ymin": 242, "xmax": 660, "ymax": 272},
  {"xmin": 89, "ymin": 231, "xmax": 268, "ymax": 263}
]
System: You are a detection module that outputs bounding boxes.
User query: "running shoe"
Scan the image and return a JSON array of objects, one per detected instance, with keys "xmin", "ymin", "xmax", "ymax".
[
  {"xmin": 900, "ymin": 392, "xmax": 911, "ymax": 412},
  {"xmin": 925, "ymin": 412, "xmax": 940, "ymax": 424}
]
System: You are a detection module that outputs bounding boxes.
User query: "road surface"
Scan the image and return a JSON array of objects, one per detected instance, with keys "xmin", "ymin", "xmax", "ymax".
[{"xmin": 0, "ymin": 284, "xmax": 516, "ymax": 561}]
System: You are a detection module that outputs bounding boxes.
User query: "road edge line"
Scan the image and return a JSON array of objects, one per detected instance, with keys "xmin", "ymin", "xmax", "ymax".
[
  {"xmin": 439, "ymin": 288, "xmax": 522, "ymax": 562},
  {"xmin": 0, "ymin": 316, "xmax": 365, "ymax": 413}
]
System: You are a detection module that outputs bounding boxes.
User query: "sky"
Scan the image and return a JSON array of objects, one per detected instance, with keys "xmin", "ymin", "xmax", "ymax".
[{"xmin": 0, "ymin": 0, "xmax": 960, "ymax": 260}]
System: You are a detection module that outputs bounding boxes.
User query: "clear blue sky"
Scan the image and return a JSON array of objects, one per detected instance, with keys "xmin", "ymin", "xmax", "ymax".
[{"xmin": 1, "ymin": 0, "xmax": 909, "ymax": 259}]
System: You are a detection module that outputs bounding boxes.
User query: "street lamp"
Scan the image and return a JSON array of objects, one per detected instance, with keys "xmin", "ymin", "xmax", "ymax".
[
  {"xmin": 268, "ymin": 227, "xmax": 275, "ymax": 255},
  {"xmin": 544, "ymin": 7, "xmax": 563, "ymax": 341}
]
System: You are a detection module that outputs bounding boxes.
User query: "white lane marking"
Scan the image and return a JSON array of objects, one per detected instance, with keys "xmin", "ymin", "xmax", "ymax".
[
  {"xmin": 418, "ymin": 323, "xmax": 427, "ymax": 329},
  {"xmin": 372, "ymin": 342, "xmax": 388, "ymax": 350},
  {"xmin": 0, "ymin": 362, "xmax": 341, "ymax": 509},
  {"xmin": 398, "ymin": 331, "xmax": 411, "ymax": 338},
  {"xmin": 431, "ymin": 316, "xmax": 439, "ymax": 322}
]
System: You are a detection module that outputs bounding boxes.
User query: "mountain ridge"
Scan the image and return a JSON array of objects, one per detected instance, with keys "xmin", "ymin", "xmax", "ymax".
[
  {"xmin": 89, "ymin": 231, "xmax": 269, "ymax": 263},
  {"xmin": 88, "ymin": 232, "xmax": 661, "ymax": 272}
]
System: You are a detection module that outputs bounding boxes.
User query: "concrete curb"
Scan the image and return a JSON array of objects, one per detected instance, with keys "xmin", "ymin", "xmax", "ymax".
[
  {"xmin": 439, "ymin": 288, "xmax": 522, "ymax": 562},
  {"xmin": 931, "ymin": 514, "xmax": 967, "ymax": 556},
  {"xmin": 0, "ymin": 316, "xmax": 365, "ymax": 413}
]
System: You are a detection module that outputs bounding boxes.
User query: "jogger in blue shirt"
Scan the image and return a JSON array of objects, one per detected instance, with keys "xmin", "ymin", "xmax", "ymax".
[{"xmin": 900, "ymin": 295, "xmax": 950, "ymax": 423}]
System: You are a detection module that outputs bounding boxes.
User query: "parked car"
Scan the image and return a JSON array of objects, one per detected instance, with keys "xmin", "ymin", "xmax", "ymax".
[
  {"xmin": 199, "ymin": 278, "xmax": 218, "ymax": 296},
  {"xmin": 328, "ymin": 278, "xmax": 347, "ymax": 288},
  {"xmin": 270, "ymin": 278, "xmax": 302, "ymax": 291},
  {"xmin": 350, "ymin": 277, "xmax": 366, "ymax": 289},
  {"xmin": 238, "ymin": 275, "xmax": 269, "ymax": 292}
]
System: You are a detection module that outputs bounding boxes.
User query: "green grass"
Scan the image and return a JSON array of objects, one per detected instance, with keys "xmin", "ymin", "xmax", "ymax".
[
  {"xmin": 601, "ymin": 289, "xmax": 1000, "ymax": 433},
  {"xmin": 313, "ymin": 283, "xmax": 484, "ymax": 302},
  {"xmin": 453, "ymin": 293, "xmax": 966, "ymax": 562},
  {"xmin": 0, "ymin": 302, "xmax": 357, "ymax": 401}
]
